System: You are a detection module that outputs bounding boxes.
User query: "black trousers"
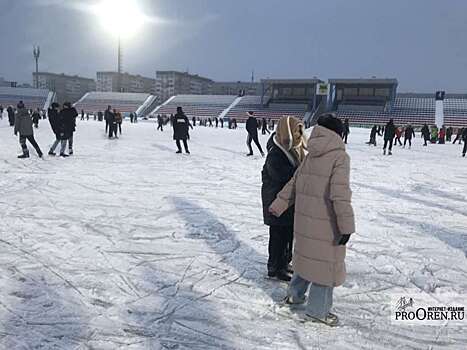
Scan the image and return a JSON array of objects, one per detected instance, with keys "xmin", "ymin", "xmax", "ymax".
[
  {"xmin": 383, "ymin": 138, "xmax": 393, "ymax": 151},
  {"xmin": 268, "ymin": 225, "xmax": 293, "ymax": 273},
  {"xmin": 463, "ymin": 140, "xmax": 467, "ymax": 156},
  {"xmin": 109, "ymin": 123, "xmax": 117, "ymax": 138},
  {"xmin": 176, "ymin": 139, "xmax": 189, "ymax": 152},
  {"xmin": 404, "ymin": 137, "xmax": 412, "ymax": 147},
  {"xmin": 105, "ymin": 120, "xmax": 109, "ymax": 133},
  {"xmin": 118, "ymin": 123, "xmax": 122, "ymax": 134},
  {"xmin": 342, "ymin": 133, "xmax": 348, "ymax": 144},
  {"xmin": 19, "ymin": 135, "xmax": 42, "ymax": 155},
  {"xmin": 247, "ymin": 134, "xmax": 263, "ymax": 155},
  {"xmin": 157, "ymin": 124, "xmax": 163, "ymax": 131},
  {"xmin": 453, "ymin": 135, "xmax": 462, "ymax": 144},
  {"xmin": 394, "ymin": 136, "xmax": 402, "ymax": 146}
]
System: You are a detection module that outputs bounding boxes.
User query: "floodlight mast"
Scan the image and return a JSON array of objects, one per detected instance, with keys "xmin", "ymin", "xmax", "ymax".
[{"xmin": 33, "ymin": 46, "xmax": 40, "ymax": 88}]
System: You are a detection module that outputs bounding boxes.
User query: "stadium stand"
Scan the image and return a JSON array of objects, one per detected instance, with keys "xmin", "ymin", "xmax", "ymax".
[
  {"xmin": 225, "ymin": 95, "xmax": 307, "ymax": 121},
  {"xmin": 73, "ymin": 92, "xmax": 153, "ymax": 114},
  {"xmin": 0, "ymin": 86, "xmax": 54, "ymax": 110},
  {"xmin": 151, "ymin": 95, "xmax": 237, "ymax": 118},
  {"xmin": 335, "ymin": 94, "xmax": 438, "ymax": 126},
  {"xmin": 443, "ymin": 95, "xmax": 467, "ymax": 127}
]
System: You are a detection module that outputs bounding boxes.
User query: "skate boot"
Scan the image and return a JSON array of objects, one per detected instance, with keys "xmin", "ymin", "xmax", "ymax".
[
  {"xmin": 176, "ymin": 150, "xmax": 182, "ymax": 154},
  {"xmin": 48, "ymin": 151, "xmax": 56, "ymax": 156},
  {"xmin": 18, "ymin": 151, "xmax": 30, "ymax": 159},
  {"xmin": 307, "ymin": 313, "xmax": 339, "ymax": 327},
  {"xmin": 383, "ymin": 149, "xmax": 386, "ymax": 155},
  {"xmin": 69, "ymin": 149, "xmax": 73, "ymax": 155},
  {"xmin": 388, "ymin": 151, "xmax": 392, "ymax": 155},
  {"xmin": 60, "ymin": 153, "xmax": 69, "ymax": 157}
]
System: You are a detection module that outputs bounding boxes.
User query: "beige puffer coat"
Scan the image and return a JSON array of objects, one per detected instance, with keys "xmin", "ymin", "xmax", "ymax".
[{"xmin": 270, "ymin": 125, "xmax": 355, "ymax": 287}]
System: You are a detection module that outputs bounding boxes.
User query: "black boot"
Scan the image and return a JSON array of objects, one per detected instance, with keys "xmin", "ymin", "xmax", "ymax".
[{"xmin": 18, "ymin": 152, "xmax": 30, "ymax": 159}]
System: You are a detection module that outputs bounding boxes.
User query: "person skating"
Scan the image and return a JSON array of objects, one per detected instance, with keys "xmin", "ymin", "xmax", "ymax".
[
  {"xmin": 134, "ymin": 112, "xmax": 138, "ymax": 123},
  {"xmin": 403, "ymin": 124, "xmax": 415, "ymax": 148},
  {"xmin": 421, "ymin": 124, "xmax": 430, "ymax": 146},
  {"xmin": 31, "ymin": 109, "xmax": 40, "ymax": 128},
  {"xmin": 220, "ymin": 117, "xmax": 224, "ymax": 128},
  {"xmin": 367, "ymin": 125, "xmax": 378, "ymax": 146},
  {"xmin": 430, "ymin": 125, "xmax": 438, "ymax": 143},
  {"xmin": 446, "ymin": 127, "xmax": 453, "ymax": 142},
  {"xmin": 106, "ymin": 109, "xmax": 115, "ymax": 138},
  {"xmin": 462, "ymin": 128, "xmax": 467, "ymax": 157},
  {"xmin": 394, "ymin": 126, "xmax": 402, "ymax": 146},
  {"xmin": 0, "ymin": 104, "xmax": 3, "ymax": 119},
  {"xmin": 14, "ymin": 101, "xmax": 43, "ymax": 158},
  {"xmin": 246, "ymin": 112, "xmax": 264, "ymax": 156},
  {"xmin": 130, "ymin": 112, "xmax": 134, "ymax": 123},
  {"xmin": 453, "ymin": 128, "xmax": 463, "ymax": 144},
  {"xmin": 173, "ymin": 106, "xmax": 192, "ymax": 154},
  {"xmin": 342, "ymin": 118, "xmax": 350, "ymax": 144},
  {"xmin": 269, "ymin": 113, "xmax": 355, "ymax": 327},
  {"xmin": 215, "ymin": 117, "xmax": 219, "ymax": 128},
  {"xmin": 59, "ymin": 102, "xmax": 78, "ymax": 156},
  {"xmin": 157, "ymin": 115, "xmax": 164, "ymax": 131},
  {"xmin": 7, "ymin": 106, "xmax": 15, "ymax": 126},
  {"xmin": 80, "ymin": 109, "xmax": 85, "ymax": 121},
  {"xmin": 47, "ymin": 102, "xmax": 64, "ymax": 156},
  {"xmin": 115, "ymin": 111, "xmax": 123, "ymax": 135},
  {"xmin": 111, "ymin": 109, "xmax": 119, "ymax": 138},
  {"xmin": 192, "ymin": 116, "xmax": 196, "ymax": 127},
  {"xmin": 438, "ymin": 126, "xmax": 446, "ymax": 144},
  {"xmin": 383, "ymin": 119, "xmax": 396, "ymax": 155},
  {"xmin": 104, "ymin": 105, "xmax": 112, "ymax": 133},
  {"xmin": 262, "ymin": 116, "xmax": 307, "ymax": 282},
  {"xmin": 261, "ymin": 118, "xmax": 271, "ymax": 135}
]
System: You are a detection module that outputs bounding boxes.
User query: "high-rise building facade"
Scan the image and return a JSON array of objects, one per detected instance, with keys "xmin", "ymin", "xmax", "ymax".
[
  {"xmin": 155, "ymin": 71, "xmax": 213, "ymax": 102},
  {"xmin": 96, "ymin": 72, "xmax": 156, "ymax": 95},
  {"xmin": 33, "ymin": 72, "xmax": 96, "ymax": 104}
]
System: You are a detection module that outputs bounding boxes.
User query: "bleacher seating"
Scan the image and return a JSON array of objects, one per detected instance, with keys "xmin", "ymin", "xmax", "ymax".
[
  {"xmin": 443, "ymin": 97, "xmax": 467, "ymax": 127},
  {"xmin": 335, "ymin": 95, "xmax": 438, "ymax": 126},
  {"xmin": 73, "ymin": 92, "xmax": 152, "ymax": 114},
  {"xmin": 0, "ymin": 86, "xmax": 53, "ymax": 110},
  {"xmin": 225, "ymin": 95, "xmax": 307, "ymax": 121},
  {"xmin": 153, "ymin": 95, "xmax": 237, "ymax": 118}
]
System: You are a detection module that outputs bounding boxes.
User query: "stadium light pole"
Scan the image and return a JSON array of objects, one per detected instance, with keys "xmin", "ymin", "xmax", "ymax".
[
  {"xmin": 117, "ymin": 35, "xmax": 123, "ymax": 92},
  {"xmin": 33, "ymin": 46, "xmax": 40, "ymax": 89}
]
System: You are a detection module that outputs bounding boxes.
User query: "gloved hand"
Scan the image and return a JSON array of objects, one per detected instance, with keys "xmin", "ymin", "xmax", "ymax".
[{"xmin": 338, "ymin": 234, "xmax": 351, "ymax": 246}]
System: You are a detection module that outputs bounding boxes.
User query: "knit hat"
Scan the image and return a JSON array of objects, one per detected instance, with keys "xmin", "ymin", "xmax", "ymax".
[
  {"xmin": 177, "ymin": 106, "xmax": 183, "ymax": 113},
  {"xmin": 247, "ymin": 111, "xmax": 254, "ymax": 117},
  {"xmin": 17, "ymin": 100, "xmax": 24, "ymax": 109},
  {"xmin": 317, "ymin": 113, "xmax": 343, "ymax": 137}
]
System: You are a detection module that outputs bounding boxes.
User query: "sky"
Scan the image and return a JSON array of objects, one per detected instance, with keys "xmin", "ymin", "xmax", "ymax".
[{"xmin": 1, "ymin": 0, "xmax": 467, "ymax": 92}]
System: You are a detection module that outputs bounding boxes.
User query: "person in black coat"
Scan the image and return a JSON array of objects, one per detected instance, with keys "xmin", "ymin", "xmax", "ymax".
[
  {"xmin": 246, "ymin": 112, "xmax": 264, "ymax": 156},
  {"xmin": 342, "ymin": 118, "xmax": 350, "ymax": 144},
  {"xmin": 7, "ymin": 106, "xmax": 15, "ymax": 126},
  {"xmin": 261, "ymin": 118, "xmax": 270, "ymax": 135},
  {"xmin": 58, "ymin": 102, "xmax": 78, "ymax": 156},
  {"xmin": 367, "ymin": 125, "xmax": 378, "ymax": 146},
  {"xmin": 462, "ymin": 128, "xmax": 467, "ymax": 157},
  {"xmin": 261, "ymin": 116, "xmax": 306, "ymax": 281},
  {"xmin": 173, "ymin": 106, "xmax": 192, "ymax": 154},
  {"xmin": 421, "ymin": 124, "xmax": 430, "ymax": 146},
  {"xmin": 104, "ymin": 105, "xmax": 112, "ymax": 133},
  {"xmin": 383, "ymin": 119, "xmax": 396, "ymax": 155},
  {"xmin": 31, "ymin": 109, "xmax": 40, "ymax": 128},
  {"xmin": 446, "ymin": 127, "xmax": 453, "ymax": 142},
  {"xmin": 157, "ymin": 114, "xmax": 163, "ymax": 131},
  {"xmin": 0, "ymin": 105, "xmax": 3, "ymax": 119},
  {"xmin": 403, "ymin": 124, "xmax": 415, "ymax": 148},
  {"xmin": 47, "ymin": 103, "xmax": 63, "ymax": 156}
]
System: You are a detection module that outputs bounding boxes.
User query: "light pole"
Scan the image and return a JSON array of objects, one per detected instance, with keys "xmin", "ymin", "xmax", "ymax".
[
  {"xmin": 33, "ymin": 46, "xmax": 40, "ymax": 88},
  {"xmin": 117, "ymin": 36, "xmax": 123, "ymax": 92}
]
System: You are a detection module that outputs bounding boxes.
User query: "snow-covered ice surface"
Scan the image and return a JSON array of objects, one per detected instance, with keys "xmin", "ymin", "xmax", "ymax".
[{"xmin": 0, "ymin": 117, "xmax": 466, "ymax": 349}]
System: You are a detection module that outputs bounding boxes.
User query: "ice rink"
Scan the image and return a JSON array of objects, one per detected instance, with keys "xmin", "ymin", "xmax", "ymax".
[{"xmin": 0, "ymin": 117, "xmax": 466, "ymax": 349}]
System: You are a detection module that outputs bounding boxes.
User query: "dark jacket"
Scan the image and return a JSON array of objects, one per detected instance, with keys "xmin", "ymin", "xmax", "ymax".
[
  {"xmin": 343, "ymin": 121, "xmax": 350, "ymax": 134},
  {"xmin": 14, "ymin": 108, "xmax": 33, "ymax": 136},
  {"xmin": 246, "ymin": 116, "xmax": 258, "ymax": 137},
  {"xmin": 48, "ymin": 107, "xmax": 61, "ymax": 135},
  {"xmin": 173, "ymin": 112, "xmax": 191, "ymax": 140},
  {"xmin": 462, "ymin": 128, "xmax": 467, "ymax": 141},
  {"xmin": 384, "ymin": 121, "xmax": 396, "ymax": 140},
  {"xmin": 404, "ymin": 126, "xmax": 415, "ymax": 139},
  {"xmin": 370, "ymin": 126, "xmax": 377, "ymax": 138},
  {"xmin": 7, "ymin": 106, "xmax": 15, "ymax": 124},
  {"xmin": 261, "ymin": 134, "xmax": 298, "ymax": 226},
  {"xmin": 59, "ymin": 107, "xmax": 78, "ymax": 139},
  {"xmin": 421, "ymin": 125, "xmax": 430, "ymax": 138}
]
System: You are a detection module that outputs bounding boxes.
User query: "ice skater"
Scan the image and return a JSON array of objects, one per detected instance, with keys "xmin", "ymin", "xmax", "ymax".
[
  {"xmin": 421, "ymin": 124, "xmax": 430, "ymax": 146},
  {"xmin": 261, "ymin": 118, "xmax": 270, "ymax": 135},
  {"xmin": 383, "ymin": 119, "xmax": 396, "ymax": 155},
  {"xmin": 394, "ymin": 127, "xmax": 402, "ymax": 146},
  {"xmin": 452, "ymin": 127, "xmax": 463, "ymax": 144},
  {"xmin": 367, "ymin": 125, "xmax": 378, "ymax": 146},
  {"xmin": 47, "ymin": 102, "xmax": 64, "ymax": 156},
  {"xmin": 403, "ymin": 124, "xmax": 415, "ymax": 148},
  {"xmin": 269, "ymin": 113, "xmax": 355, "ymax": 327},
  {"xmin": 173, "ymin": 106, "xmax": 192, "ymax": 154},
  {"xmin": 60, "ymin": 102, "xmax": 78, "ymax": 155},
  {"xmin": 157, "ymin": 115, "xmax": 164, "ymax": 131},
  {"xmin": 14, "ymin": 101, "xmax": 43, "ymax": 158},
  {"xmin": 342, "ymin": 118, "xmax": 350, "ymax": 144},
  {"xmin": 462, "ymin": 128, "xmax": 467, "ymax": 157},
  {"xmin": 246, "ymin": 112, "xmax": 264, "ymax": 156}
]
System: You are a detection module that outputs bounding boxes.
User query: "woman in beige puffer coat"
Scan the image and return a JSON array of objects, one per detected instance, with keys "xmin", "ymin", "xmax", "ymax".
[{"xmin": 269, "ymin": 114, "xmax": 355, "ymax": 326}]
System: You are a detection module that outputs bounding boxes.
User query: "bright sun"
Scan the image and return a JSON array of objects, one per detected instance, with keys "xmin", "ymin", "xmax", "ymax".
[{"xmin": 93, "ymin": 0, "xmax": 145, "ymax": 38}]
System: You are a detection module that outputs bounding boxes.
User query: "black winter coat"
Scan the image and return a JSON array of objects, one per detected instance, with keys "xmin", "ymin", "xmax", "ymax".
[
  {"xmin": 48, "ymin": 107, "xmax": 61, "ymax": 135},
  {"xmin": 59, "ymin": 107, "xmax": 78, "ymax": 139},
  {"xmin": 462, "ymin": 128, "xmax": 467, "ymax": 141},
  {"xmin": 173, "ymin": 112, "xmax": 190, "ymax": 140},
  {"xmin": 404, "ymin": 126, "xmax": 415, "ymax": 139},
  {"xmin": 246, "ymin": 117, "xmax": 259, "ymax": 137},
  {"xmin": 7, "ymin": 106, "xmax": 15, "ymax": 123},
  {"xmin": 261, "ymin": 134, "xmax": 298, "ymax": 226},
  {"xmin": 384, "ymin": 122, "xmax": 396, "ymax": 140},
  {"xmin": 421, "ymin": 125, "xmax": 430, "ymax": 138}
]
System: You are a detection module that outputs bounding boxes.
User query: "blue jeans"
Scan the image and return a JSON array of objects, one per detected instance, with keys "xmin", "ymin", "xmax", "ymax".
[{"xmin": 288, "ymin": 273, "xmax": 334, "ymax": 318}]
